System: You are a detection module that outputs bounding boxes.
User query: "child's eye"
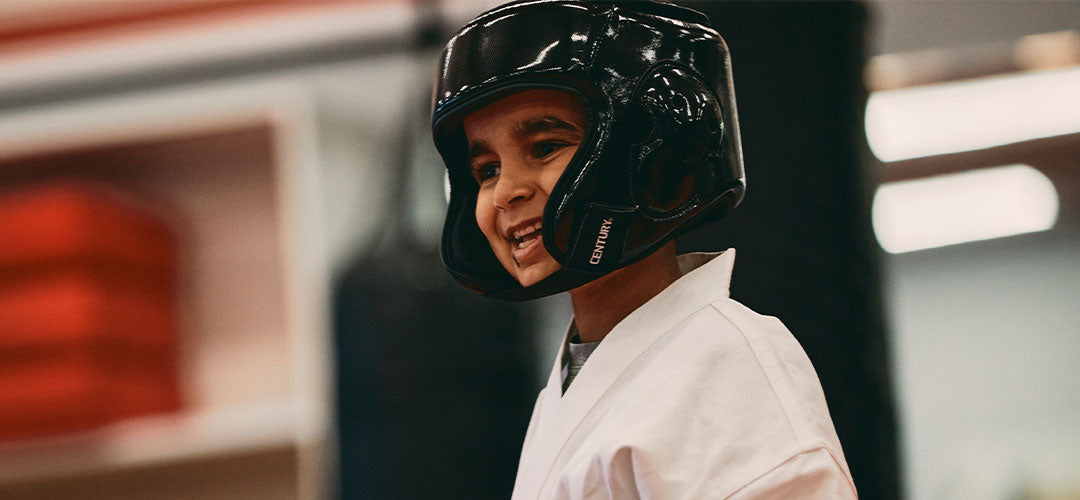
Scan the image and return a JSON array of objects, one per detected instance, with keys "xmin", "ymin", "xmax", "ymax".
[
  {"xmin": 471, "ymin": 162, "xmax": 500, "ymax": 184},
  {"xmin": 533, "ymin": 141, "xmax": 567, "ymax": 158}
]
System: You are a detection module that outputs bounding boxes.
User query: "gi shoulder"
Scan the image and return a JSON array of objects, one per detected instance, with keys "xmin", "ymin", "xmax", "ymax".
[{"xmin": 704, "ymin": 296, "xmax": 854, "ymax": 490}]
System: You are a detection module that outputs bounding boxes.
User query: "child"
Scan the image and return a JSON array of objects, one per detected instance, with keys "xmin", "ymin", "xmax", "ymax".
[{"xmin": 430, "ymin": 1, "xmax": 856, "ymax": 497}]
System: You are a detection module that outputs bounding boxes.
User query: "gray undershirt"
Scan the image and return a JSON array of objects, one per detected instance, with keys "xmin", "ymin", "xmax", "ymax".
[{"xmin": 561, "ymin": 332, "xmax": 601, "ymax": 393}]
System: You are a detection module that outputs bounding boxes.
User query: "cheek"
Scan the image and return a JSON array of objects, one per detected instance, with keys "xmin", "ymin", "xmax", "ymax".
[
  {"xmin": 541, "ymin": 148, "xmax": 578, "ymax": 193},
  {"xmin": 540, "ymin": 169, "xmax": 561, "ymax": 195},
  {"xmin": 474, "ymin": 191, "xmax": 497, "ymax": 240}
]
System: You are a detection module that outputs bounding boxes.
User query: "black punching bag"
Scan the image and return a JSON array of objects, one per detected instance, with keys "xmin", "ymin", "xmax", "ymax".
[
  {"xmin": 334, "ymin": 245, "xmax": 538, "ymax": 499},
  {"xmin": 677, "ymin": 2, "xmax": 902, "ymax": 499}
]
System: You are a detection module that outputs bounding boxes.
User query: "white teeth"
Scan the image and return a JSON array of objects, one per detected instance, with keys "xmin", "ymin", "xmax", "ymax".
[
  {"xmin": 517, "ymin": 236, "xmax": 540, "ymax": 249},
  {"xmin": 512, "ymin": 223, "xmax": 543, "ymax": 241}
]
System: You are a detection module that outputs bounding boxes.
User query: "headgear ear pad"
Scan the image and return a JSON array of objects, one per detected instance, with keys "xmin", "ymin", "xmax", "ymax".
[
  {"xmin": 631, "ymin": 62, "xmax": 724, "ymax": 217},
  {"xmin": 432, "ymin": 0, "xmax": 745, "ymax": 300}
]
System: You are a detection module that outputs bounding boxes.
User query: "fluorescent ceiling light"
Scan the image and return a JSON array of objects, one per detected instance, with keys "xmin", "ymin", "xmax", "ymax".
[
  {"xmin": 866, "ymin": 67, "xmax": 1080, "ymax": 162},
  {"xmin": 872, "ymin": 164, "xmax": 1059, "ymax": 254}
]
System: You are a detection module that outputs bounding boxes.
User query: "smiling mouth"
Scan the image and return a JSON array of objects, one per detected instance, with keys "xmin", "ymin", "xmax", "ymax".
[
  {"xmin": 511, "ymin": 221, "xmax": 542, "ymax": 248},
  {"xmin": 509, "ymin": 221, "xmax": 543, "ymax": 266}
]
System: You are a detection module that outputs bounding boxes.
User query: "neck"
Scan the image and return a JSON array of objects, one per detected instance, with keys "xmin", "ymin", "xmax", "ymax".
[{"xmin": 569, "ymin": 242, "xmax": 682, "ymax": 343}]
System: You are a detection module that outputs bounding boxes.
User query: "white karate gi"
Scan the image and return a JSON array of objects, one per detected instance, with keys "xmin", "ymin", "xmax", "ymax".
[{"xmin": 511, "ymin": 250, "xmax": 856, "ymax": 499}]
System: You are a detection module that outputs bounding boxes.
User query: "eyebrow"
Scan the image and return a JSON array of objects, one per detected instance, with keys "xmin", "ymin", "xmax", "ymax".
[
  {"xmin": 468, "ymin": 141, "xmax": 493, "ymax": 160},
  {"xmin": 511, "ymin": 116, "xmax": 583, "ymax": 139},
  {"xmin": 468, "ymin": 115, "xmax": 583, "ymax": 160}
]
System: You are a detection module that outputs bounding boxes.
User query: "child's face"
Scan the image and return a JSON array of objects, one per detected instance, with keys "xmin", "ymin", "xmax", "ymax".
[{"xmin": 463, "ymin": 89, "xmax": 586, "ymax": 287}]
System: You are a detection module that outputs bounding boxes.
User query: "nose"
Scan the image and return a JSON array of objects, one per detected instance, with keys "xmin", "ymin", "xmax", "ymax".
[{"xmin": 492, "ymin": 162, "xmax": 534, "ymax": 210}]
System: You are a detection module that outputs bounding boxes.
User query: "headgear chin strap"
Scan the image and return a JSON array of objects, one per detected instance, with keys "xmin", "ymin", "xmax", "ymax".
[{"xmin": 432, "ymin": 0, "xmax": 745, "ymax": 301}]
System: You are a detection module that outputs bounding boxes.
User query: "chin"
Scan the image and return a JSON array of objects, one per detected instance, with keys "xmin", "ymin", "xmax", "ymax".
[{"xmin": 515, "ymin": 260, "xmax": 561, "ymax": 288}]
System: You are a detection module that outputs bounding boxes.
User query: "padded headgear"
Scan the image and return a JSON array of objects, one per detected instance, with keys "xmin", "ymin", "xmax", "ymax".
[{"xmin": 432, "ymin": 0, "xmax": 745, "ymax": 300}]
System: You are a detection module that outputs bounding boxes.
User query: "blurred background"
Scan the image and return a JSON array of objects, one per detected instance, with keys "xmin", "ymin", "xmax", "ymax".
[{"xmin": 0, "ymin": 1, "xmax": 1076, "ymax": 499}]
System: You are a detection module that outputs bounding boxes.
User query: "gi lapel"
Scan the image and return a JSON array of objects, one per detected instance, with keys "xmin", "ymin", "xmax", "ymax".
[{"xmin": 527, "ymin": 251, "xmax": 737, "ymax": 497}]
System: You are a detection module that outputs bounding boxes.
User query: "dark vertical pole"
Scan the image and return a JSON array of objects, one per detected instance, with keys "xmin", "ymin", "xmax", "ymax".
[{"xmin": 677, "ymin": 2, "xmax": 902, "ymax": 499}]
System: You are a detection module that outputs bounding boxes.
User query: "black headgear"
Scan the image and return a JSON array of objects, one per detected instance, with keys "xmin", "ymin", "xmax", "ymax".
[{"xmin": 432, "ymin": 0, "xmax": 745, "ymax": 300}]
